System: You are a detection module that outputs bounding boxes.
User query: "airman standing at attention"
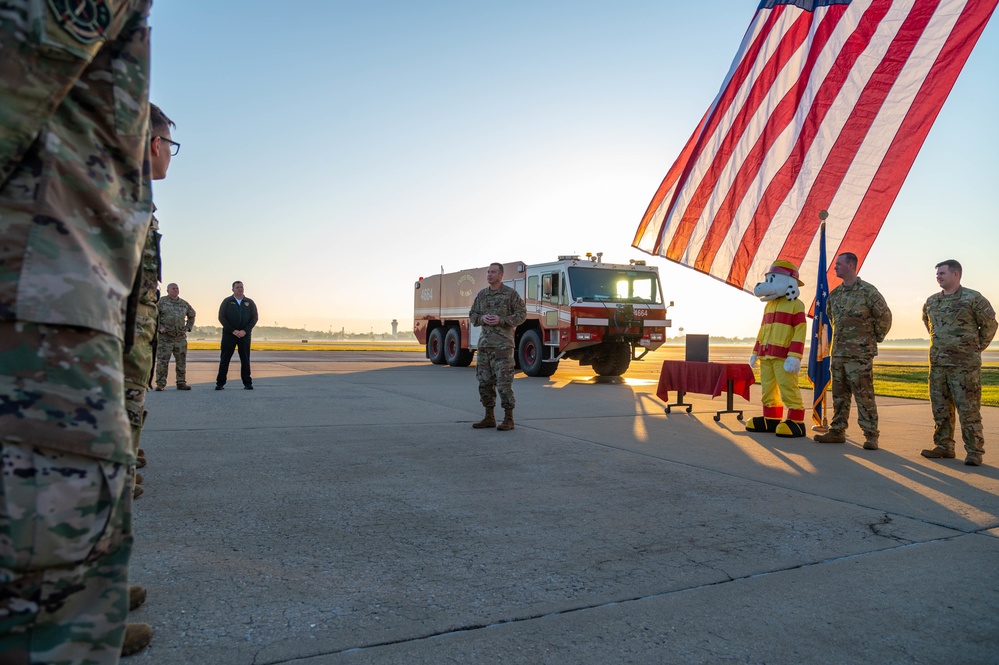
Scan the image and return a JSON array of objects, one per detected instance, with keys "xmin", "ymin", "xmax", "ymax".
[
  {"xmin": 156, "ymin": 283, "xmax": 197, "ymax": 390},
  {"xmin": 469, "ymin": 263, "xmax": 527, "ymax": 431},
  {"xmin": 117, "ymin": 103, "xmax": 178, "ymax": 656},
  {"xmin": 124, "ymin": 104, "xmax": 178, "ymax": 486},
  {"xmin": 920, "ymin": 260, "xmax": 997, "ymax": 466},
  {"xmin": 0, "ymin": 2, "xmax": 154, "ymax": 661},
  {"xmin": 814, "ymin": 252, "xmax": 892, "ymax": 449}
]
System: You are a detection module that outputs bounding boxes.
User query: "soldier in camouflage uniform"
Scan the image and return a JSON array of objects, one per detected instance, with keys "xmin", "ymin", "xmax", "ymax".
[
  {"xmin": 122, "ymin": 211, "xmax": 160, "ymax": 459},
  {"xmin": 920, "ymin": 260, "xmax": 997, "ymax": 467},
  {"xmin": 469, "ymin": 263, "xmax": 527, "ymax": 431},
  {"xmin": 814, "ymin": 252, "xmax": 892, "ymax": 449},
  {"xmin": 123, "ymin": 103, "xmax": 176, "ymax": 506},
  {"xmin": 155, "ymin": 283, "xmax": 196, "ymax": 390},
  {"xmin": 112, "ymin": 104, "xmax": 179, "ymax": 657},
  {"xmin": 122, "ymin": 104, "xmax": 173, "ymax": 475},
  {"xmin": 0, "ymin": 2, "xmax": 153, "ymax": 662}
]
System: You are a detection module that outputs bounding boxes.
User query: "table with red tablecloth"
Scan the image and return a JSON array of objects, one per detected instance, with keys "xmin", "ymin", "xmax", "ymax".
[{"xmin": 656, "ymin": 360, "xmax": 756, "ymax": 421}]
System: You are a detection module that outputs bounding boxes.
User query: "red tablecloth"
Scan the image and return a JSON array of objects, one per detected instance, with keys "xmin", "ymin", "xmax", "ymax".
[{"xmin": 656, "ymin": 361, "xmax": 756, "ymax": 401}]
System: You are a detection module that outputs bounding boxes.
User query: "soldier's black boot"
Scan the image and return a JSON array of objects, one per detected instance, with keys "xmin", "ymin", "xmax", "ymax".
[
  {"xmin": 497, "ymin": 408, "xmax": 515, "ymax": 431},
  {"xmin": 473, "ymin": 408, "xmax": 496, "ymax": 429}
]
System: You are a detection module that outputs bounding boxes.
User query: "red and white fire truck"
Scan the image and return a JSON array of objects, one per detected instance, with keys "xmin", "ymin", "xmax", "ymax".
[{"xmin": 413, "ymin": 253, "xmax": 672, "ymax": 377}]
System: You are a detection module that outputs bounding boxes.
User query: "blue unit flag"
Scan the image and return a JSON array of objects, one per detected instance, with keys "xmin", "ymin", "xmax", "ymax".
[{"xmin": 808, "ymin": 220, "xmax": 832, "ymax": 427}]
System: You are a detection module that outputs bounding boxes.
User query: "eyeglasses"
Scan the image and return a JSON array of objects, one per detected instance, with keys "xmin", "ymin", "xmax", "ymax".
[{"xmin": 156, "ymin": 136, "xmax": 181, "ymax": 156}]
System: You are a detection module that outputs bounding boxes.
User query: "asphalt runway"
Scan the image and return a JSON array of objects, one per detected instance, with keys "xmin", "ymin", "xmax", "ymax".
[{"xmin": 134, "ymin": 347, "xmax": 999, "ymax": 664}]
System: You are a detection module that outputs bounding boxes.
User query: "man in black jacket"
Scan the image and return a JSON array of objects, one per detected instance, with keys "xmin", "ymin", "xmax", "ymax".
[{"xmin": 216, "ymin": 281, "xmax": 259, "ymax": 390}]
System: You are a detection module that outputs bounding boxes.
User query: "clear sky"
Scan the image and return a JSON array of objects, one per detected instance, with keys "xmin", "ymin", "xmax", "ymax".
[{"xmin": 149, "ymin": 1, "xmax": 997, "ymax": 339}]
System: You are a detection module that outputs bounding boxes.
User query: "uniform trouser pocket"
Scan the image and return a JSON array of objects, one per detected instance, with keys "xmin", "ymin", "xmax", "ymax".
[{"xmin": 0, "ymin": 443, "xmax": 133, "ymax": 632}]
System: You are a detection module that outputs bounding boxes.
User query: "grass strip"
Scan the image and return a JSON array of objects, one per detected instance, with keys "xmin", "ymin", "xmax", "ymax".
[{"xmin": 798, "ymin": 363, "xmax": 999, "ymax": 407}]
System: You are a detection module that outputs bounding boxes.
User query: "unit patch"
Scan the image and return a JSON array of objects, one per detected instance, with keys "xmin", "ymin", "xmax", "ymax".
[{"xmin": 48, "ymin": 0, "xmax": 112, "ymax": 44}]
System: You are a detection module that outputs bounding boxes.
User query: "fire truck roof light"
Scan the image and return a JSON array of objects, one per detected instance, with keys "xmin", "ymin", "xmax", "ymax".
[{"xmin": 558, "ymin": 255, "xmax": 579, "ymax": 261}]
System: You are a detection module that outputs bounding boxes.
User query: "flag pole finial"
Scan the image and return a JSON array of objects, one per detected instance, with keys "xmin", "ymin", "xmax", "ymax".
[{"xmin": 818, "ymin": 209, "xmax": 828, "ymax": 221}]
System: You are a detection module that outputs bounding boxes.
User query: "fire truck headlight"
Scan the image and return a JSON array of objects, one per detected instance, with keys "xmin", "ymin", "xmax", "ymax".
[
  {"xmin": 577, "ymin": 332, "xmax": 593, "ymax": 340},
  {"xmin": 649, "ymin": 332, "xmax": 664, "ymax": 341}
]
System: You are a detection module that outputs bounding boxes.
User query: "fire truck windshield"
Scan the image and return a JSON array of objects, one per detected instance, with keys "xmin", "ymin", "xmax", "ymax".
[{"xmin": 567, "ymin": 268, "xmax": 663, "ymax": 304}]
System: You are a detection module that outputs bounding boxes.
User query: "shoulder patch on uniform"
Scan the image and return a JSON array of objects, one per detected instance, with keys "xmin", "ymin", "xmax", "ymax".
[{"xmin": 47, "ymin": 0, "xmax": 112, "ymax": 45}]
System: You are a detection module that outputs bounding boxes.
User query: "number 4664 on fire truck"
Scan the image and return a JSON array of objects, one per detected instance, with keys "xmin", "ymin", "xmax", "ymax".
[{"xmin": 414, "ymin": 253, "xmax": 672, "ymax": 377}]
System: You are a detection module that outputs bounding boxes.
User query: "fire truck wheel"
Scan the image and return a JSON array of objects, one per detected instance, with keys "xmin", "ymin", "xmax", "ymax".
[
  {"xmin": 428, "ymin": 328, "xmax": 447, "ymax": 365},
  {"xmin": 592, "ymin": 342, "xmax": 631, "ymax": 376},
  {"xmin": 518, "ymin": 329, "xmax": 557, "ymax": 377},
  {"xmin": 444, "ymin": 327, "xmax": 473, "ymax": 367}
]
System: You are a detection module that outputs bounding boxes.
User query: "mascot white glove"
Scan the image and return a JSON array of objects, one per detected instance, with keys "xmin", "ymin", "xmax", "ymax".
[
  {"xmin": 783, "ymin": 356, "xmax": 801, "ymax": 374},
  {"xmin": 749, "ymin": 353, "xmax": 758, "ymax": 368}
]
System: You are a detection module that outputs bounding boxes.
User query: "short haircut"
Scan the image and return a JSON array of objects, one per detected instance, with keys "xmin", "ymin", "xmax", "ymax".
[
  {"xmin": 837, "ymin": 252, "xmax": 858, "ymax": 269},
  {"xmin": 935, "ymin": 259, "xmax": 962, "ymax": 275},
  {"xmin": 149, "ymin": 103, "xmax": 176, "ymax": 135},
  {"xmin": 167, "ymin": 282, "xmax": 178, "ymax": 289},
  {"xmin": 489, "ymin": 262, "xmax": 504, "ymax": 274},
  {"xmin": 232, "ymin": 280, "xmax": 243, "ymax": 289}
]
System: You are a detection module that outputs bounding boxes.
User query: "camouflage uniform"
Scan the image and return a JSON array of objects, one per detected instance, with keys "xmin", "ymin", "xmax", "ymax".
[
  {"xmin": 922, "ymin": 287, "xmax": 997, "ymax": 456},
  {"xmin": 0, "ymin": 2, "xmax": 152, "ymax": 662},
  {"xmin": 469, "ymin": 285, "xmax": 527, "ymax": 410},
  {"xmin": 155, "ymin": 294, "xmax": 196, "ymax": 388},
  {"xmin": 123, "ymin": 215, "xmax": 161, "ymax": 448},
  {"xmin": 827, "ymin": 278, "xmax": 892, "ymax": 439}
]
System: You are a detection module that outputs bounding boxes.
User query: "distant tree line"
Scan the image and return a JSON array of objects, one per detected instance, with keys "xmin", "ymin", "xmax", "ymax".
[{"xmin": 190, "ymin": 325, "xmax": 414, "ymax": 341}]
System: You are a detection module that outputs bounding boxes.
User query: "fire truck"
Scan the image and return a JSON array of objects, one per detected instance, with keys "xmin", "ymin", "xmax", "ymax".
[{"xmin": 413, "ymin": 253, "xmax": 672, "ymax": 377}]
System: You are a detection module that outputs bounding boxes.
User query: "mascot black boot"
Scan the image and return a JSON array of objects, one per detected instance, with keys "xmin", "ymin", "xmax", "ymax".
[
  {"xmin": 746, "ymin": 410, "xmax": 782, "ymax": 433},
  {"xmin": 775, "ymin": 420, "xmax": 807, "ymax": 437}
]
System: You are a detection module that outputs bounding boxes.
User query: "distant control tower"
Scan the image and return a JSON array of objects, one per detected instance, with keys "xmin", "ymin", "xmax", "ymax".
[{"xmin": 391, "ymin": 319, "xmax": 398, "ymax": 338}]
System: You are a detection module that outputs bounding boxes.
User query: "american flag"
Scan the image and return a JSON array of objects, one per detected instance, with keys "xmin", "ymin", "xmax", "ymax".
[{"xmin": 633, "ymin": 0, "xmax": 997, "ymax": 303}]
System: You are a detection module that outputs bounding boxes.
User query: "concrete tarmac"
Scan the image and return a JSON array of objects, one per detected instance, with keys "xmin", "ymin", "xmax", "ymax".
[{"xmin": 134, "ymin": 350, "xmax": 999, "ymax": 664}]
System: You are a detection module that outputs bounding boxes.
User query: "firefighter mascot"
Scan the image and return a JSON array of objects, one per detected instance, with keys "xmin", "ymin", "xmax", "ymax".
[{"xmin": 746, "ymin": 260, "xmax": 808, "ymax": 438}]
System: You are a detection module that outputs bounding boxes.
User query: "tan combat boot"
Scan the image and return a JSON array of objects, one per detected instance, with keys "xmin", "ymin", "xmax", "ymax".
[
  {"xmin": 863, "ymin": 436, "xmax": 879, "ymax": 450},
  {"xmin": 965, "ymin": 452, "xmax": 983, "ymax": 466},
  {"xmin": 121, "ymin": 622, "xmax": 153, "ymax": 656},
  {"xmin": 129, "ymin": 585, "xmax": 147, "ymax": 611},
  {"xmin": 177, "ymin": 383, "xmax": 191, "ymax": 390},
  {"xmin": 920, "ymin": 446, "xmax": 955, "ymax": 459},
  {"xmin": 814, "ymin": 430, "xmax": 846, "ymax": 443},
  {"xmin": 472, "ymin": 408, "xmax": 496, "ymax": 429},
  {"xmin": 497, "ymin": 408, "xmax": 515, "ymax": 431}
]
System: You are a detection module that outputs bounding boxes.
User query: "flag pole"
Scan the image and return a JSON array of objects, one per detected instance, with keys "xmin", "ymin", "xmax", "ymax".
[
  {"xmin": 810, "ymin": 210, "xmax": 831, "ymax": 433},
  {"xmin": 821, "ymin": 382, "xmax": 828, "ymax": 429},
  {"xmin": 819, "ymin": 212, "xmax": 829, "ymax": 431}
]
